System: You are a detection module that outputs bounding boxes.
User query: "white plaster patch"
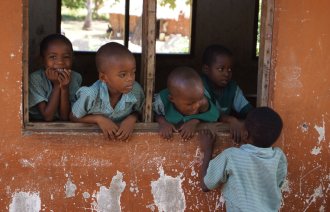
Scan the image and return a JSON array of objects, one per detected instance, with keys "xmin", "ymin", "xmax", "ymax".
[
  {"xmin": 93, "ymin": 171, "xmax": 126, "ymax": 212},
  {"xmin": 9, "ymin": 192, "xmax": 41, "ymax": 212},
  {"xmin": 303, "ymin": 185, "xmax": 324, "ymax": 212},
  {"xmin": 311, "ymin": 146, "xmax": 322, "ymax": 155},
  {"xmin": 215, "ymin": 194, "xmax": 225, "ymax": 210},
  {"xmin": 281, "ymin": 179, "xmax": 291, "ymax": 194},
  {"xmin": 83, "ymin": 192, "xmax": 90, "ymax": 199},
  {"xmin": 151, "ymin": 166, "xmax": 186, "ymax": 212},
  {"xmin": 314, "ymin": 117, "xmax": 325, "ymax": 144},
  {"xmin": 319, "ymin": 205, "xmax": 325, "ymax": 212},
  {"xmin": 10, "ymin": 53, "xmax": 15, "ymax": 59},
  {"xmin": 19, "ymin": 159, "xmax": 35, "ymax": 168},
  {"xmin": 65, "ymin": 179, "xmax": 77, "ymax": 198}
]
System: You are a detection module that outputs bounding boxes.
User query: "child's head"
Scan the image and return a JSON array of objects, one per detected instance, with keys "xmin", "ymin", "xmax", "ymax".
[
  {"xmin": 40, "ymin": 34, "xmax": 73, "ymax": 71},
  {"xmin": 244, "ymin": 107, "xmax": 283, "ymax": 148},
  {"xmin": 202, "ymin": 44, "xmax": 233, "ymax": 88},
  {"xmin": 96, "ymin": 42, "xmax": 136, "ymax": 94},
  {"xmin": 167, "ymin": 66, "xmax": 207, "ymax": 116}
]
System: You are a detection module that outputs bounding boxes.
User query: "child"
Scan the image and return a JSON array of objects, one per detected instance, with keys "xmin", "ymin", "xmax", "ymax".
[
  {"xmin": 70, "ymin": 42, "xmax": 145, "ymax": 141},
  {"xmin": 153, "ymin": 66, "xmax": 219, "ymax": 140},
  {"xmin": 29, "ymin": 34, "xmax": 82, "ymax": 121},
  {"xmin": 202, "ymin": 44, "xmax": 253, "ymax": 142},
  {"xmin": 200, "ymin": 107, "xmax": 287, "ymax": 212}
]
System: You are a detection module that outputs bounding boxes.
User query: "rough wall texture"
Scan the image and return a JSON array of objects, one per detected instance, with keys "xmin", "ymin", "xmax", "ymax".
[
  {"xmin": 0, "ymin": 0, "xmax": 329, "ymax": 211},
  {"xmin": 271, "ymin": 0, "xmax": 330, "ymax": 211}
]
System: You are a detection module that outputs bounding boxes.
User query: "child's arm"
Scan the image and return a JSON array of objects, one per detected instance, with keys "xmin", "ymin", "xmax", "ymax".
[
  {"xmin": 38, "ymin": 69, "xmax": 61, "ymax": 121},
  {"xmin": 220, "ymin": 115, "xmax": 244, "ymax": 143},
  {"xmin": 58, "ymin": 69, "xmax": 71, "ymax": 121},
  {"xmin": 199, "ymin": 130, "xmax": 215, "ymax": 192},
  {"xmin": 116, "ymin": 112, "xmax": 138, "ymax": 141},
  {"xmin": 178, "ymin": 119, "xmax": 200, "ymax": 140},
  {"xmin": 70, "ymin": 113, "xmax": 119, "ymax": 140},
  {"xmin": 155, "ymin": 115, "xmax": 177, "ymax": 139}
]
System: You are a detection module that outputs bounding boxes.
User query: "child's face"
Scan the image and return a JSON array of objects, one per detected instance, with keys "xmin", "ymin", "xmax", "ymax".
[
  {"xmin": 43, "ymin": 40, "xmax": 73, "ymax": 71},
  {"xmin": 100, "ymin": 56, "xmax": 136, "ymax": 94},
  {"xmin": 169, "ymin": 83, "xmax": 207, "ymax": 116},
  {"xmin": 204, "ymin": 54, "xmax": 233, "ymax": 88}
]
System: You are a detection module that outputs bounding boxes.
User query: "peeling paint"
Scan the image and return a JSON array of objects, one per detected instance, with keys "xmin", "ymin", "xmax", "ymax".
[
  {"xmin": 311, "ymin": 146, "xmax": 322, "ymax": 155},
  {"xmin": 314, "ymin": 117, "xmax": 325, "ymax": 144},
  {"xmin": 92, "ymin": 171, "xmax": 126, "ymax": 212},
  {"xmin": 65, "ymin": 179, "xmax": 77, "ymax": 198},
  {"xmin": 281, "ymin": 179, "xmax": 291, "ymax": 194},
  {"xmin": 83, "ymin": 192, "xmax": 90, "ymax": 199},
  {"xmin": 19, "ymin": 159, "xmax": 35, "ymax": 168},
  {"xmin": 303, "ymin": 185, "xmax": 324, "ymax": 212},
  {"xmin": 151, "ymin": 166, "xmax": 186, "ymax": 212},
  {"xmin": 9, "ymin": 192, "xmax": 41, "ymax": 212}
]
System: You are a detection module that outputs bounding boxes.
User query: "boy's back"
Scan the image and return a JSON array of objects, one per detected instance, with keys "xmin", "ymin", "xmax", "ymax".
[{"xmin": 204, "ymin": 144, "xmax": 287, "ymax": 212}]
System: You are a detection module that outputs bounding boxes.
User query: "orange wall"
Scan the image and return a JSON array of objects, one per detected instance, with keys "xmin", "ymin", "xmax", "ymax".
[
  {"xmin": 271, "ymin": 0, "xmax": 330, "ymax": 211},
  {"xmin": 0, "ymin": 0, "xmax": 329, "ymax": 211}
]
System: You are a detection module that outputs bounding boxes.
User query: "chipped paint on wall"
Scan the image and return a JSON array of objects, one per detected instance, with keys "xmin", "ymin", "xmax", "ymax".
[
  {"xmin": 314, "ymin": 116, "xmax": 326, "ymax": 144},
  {"xmin": 303, "ymin": 184, "xmax": 324, "ymax": 212},
  {"xmin": 9, "ymin": 192, "xmax": 41, "ymax": 212},
  {"xmin": 65, "ymin": 178, "xmax": 77, "ymax": 198},
  {"xmin": 151, "ymin": 165, "xmax": 186, "ymax": 212},
  {"xmin": 92, "ymin": 171, "xmax": 126, "ymax": 212},
  {"xmin": 311, "ymin": 146, "xmax": 322, "ymax": 155}
]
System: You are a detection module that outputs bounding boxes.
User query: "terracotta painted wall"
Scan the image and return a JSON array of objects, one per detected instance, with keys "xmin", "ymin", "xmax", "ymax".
[
  {"xmin": 0, "ymin": 0, "xmax": 329, "ymax": 211},
  {"xmin": 271, "ymin": 0, "xmax": 330, "ymax": 211}
]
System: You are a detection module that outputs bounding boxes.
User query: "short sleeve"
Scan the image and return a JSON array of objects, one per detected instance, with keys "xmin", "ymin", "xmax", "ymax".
[
  {"xmin": 276, "ymin": 149, "xmax": 288, "ymax": 188},
  {"xmin": 29, "ymin": 72, "xmax": 48, "ymax": 108},
  {"xmin": 132, "ymin": 82, "xmax": 145, "ymax": 113},
  {"xmin": 204, "ymin": 150, "xmax": 230, "ymax": 190},
  {"xmin": 71, "ymin": 87, "xmax": 96, "ymax": 118},
  {"xmin": 233, "ymin": 86, "xmax": 253, "ymax": 117},
  {"xmin": 152, "ymin": 93, "xmax": 165, "ymax": 116}
]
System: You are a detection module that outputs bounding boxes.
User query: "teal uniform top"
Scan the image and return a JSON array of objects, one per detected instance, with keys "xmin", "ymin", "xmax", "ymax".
[
  {"xmin": 201, "ymin": 74, "xmax": 253, "ymax": 118},
  {"xmin": 153, "ymin": 88, "xmax": 220, "ymax": 124}
]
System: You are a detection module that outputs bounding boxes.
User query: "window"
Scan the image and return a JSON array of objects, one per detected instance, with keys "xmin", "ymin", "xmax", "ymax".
[
  {"xmin": 24, "ymin": 0, "xmax": 274, "ymax": 131},
  {"xmin": 254, "ymin": 0, "xmax": 263, "ymax": 57},
  {"xmin": 60, "ymin": 0, "xmax": 193, "ymax": 54}
]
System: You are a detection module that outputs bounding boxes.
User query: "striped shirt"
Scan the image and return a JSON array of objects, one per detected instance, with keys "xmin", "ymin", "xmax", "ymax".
[
  {"xmin": 29, "ymin": 69, "xmax": 82, "ymax": 120},
  {"xmin": 204, "ymin": 144, "xmax": 287, "ymax": 212},
  {"xmin": 72, "ymin": 80, "xmax": 145, "ymax": 122}
]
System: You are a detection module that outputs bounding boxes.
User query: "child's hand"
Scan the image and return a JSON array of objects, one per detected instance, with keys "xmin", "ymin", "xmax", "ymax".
[
  {"xmin": 158, "ymin": 120, "xmax": 177, "ymax": 140},
  {"xmin": 198, "ymin": 129, "xmax": 215, "ymax": 152},
  {"xmin": 116, "ymin": 115, "xmax": 137, "ymax": 141},
  {"xmin": 45, "ymin": 68, "xmax": 59, "ymax": 85},
  {"xmin": 178, "ymin": 119, "xmax": 200, "ymax": 140},
  {"xmin": 228, "ymin": 117, "xmax": 244, "ymax": 144},
  {"xmin": 96, "ymin": 116, "xmax": 119, "ymax": 140},
  {"xmin": 58, "ymin": 69, "xmax": 71, "ymax": 89}
]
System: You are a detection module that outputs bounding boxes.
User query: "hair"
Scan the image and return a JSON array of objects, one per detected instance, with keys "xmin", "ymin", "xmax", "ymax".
[
  {"xmin": 39, "ymin": 34, "xmax": 73, "ymax": 57},
  {"xmin": 202, "ymin": 44, "xmax": 233, "ymax": 66},
  {"xmin": 167, "ymin": 66, "xmax": 202, "ymax": 94},
  {"xmin": 245, "ymin": 107, "xmax": 283, "ymax": 148},
  {"xmin": 95, "ymin": 42, "xmax": 134, "ymax": 73}
]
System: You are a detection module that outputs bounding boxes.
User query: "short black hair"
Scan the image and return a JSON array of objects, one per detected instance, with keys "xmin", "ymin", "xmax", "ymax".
[
  {"xmin": 167, "ymin": 66, "xmax": 202, "ymax": 94},
  {"xmin": 39, "ymin": 34, "xmax": 73, "ymax": 57},
  {"xmin": 245, "ymin": 107, "xmax": 283, "ymax": 148},
  {"xmin": 202, "ymin": 44, "xmax": 233, "ymax": 66},
  {"xmin": 95, "ymin": 42, "xmax": 134, "ymax": 73}
]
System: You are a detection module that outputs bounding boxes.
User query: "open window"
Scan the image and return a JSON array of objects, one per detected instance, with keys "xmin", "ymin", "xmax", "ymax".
[{"xmin": 24, "ymin": 0, "xmax": 275, "ymax": 132}]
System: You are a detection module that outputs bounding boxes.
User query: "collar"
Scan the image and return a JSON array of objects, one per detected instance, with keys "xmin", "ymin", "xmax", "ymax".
[
  {"xmin": 100, "ymin": 81, "xmax": 137, "ymax": 112},
  {"xmin": 240, "ymin": 144, "xmax": 275, "ymax": 158}
]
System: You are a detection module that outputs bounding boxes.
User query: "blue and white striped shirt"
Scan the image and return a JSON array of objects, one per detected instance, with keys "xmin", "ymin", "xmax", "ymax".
[
  {"xmin": 204, "ymin": 144, "xmax": 287, "ymax": 212},
  {"xmin": 72, "ymin": 80, "xmax": 145, "ymax": 122}
]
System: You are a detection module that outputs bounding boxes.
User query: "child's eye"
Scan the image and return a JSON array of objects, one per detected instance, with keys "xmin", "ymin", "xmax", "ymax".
[
  {"xmin": 228, "ymin": 68, "xmax": 232, "ymax": 72},
  {"xmin": 217, "ymin": 67, "xmax": 224, "ymax": 72},
  {"xmin": 119, "ymin": 73, "xmax": 126, "ymax": 78},
  {"xmin": 49, "ymin": 55, "xmax": 56, "ymax": 60}
]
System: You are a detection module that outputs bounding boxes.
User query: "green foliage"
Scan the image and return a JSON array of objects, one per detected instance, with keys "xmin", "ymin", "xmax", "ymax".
[
  {"xmin": 158, "ymin": 0, "xmax": 191, "ymax": 10},
  {"xmin": 62, "ymin": 0, "xmax": 86, "ymax": 9}
]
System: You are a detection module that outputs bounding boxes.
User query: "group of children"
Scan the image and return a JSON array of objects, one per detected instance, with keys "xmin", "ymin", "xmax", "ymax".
[{"xmin": 29, "ymin": 33, "xmax": 287, "ymax": 211}]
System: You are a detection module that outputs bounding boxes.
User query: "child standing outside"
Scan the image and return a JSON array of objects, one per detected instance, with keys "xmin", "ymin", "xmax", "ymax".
[
  {"xmin": 153, "ymin": 67, "xmax": 219, "ymax": 140},
  {"xmin": 70, "ymin": 42, "xmax": 144, "ymax": 141},
  {"xmin": 202, "ymin": 44, "xmax": 253, "ymax": 142},
  {"xmin": 29, "ymin": 34, "xmax": 82, "ymax": 121},
  {"xmin": 200, "ymin": 107, "xmax": 287, "ymax": 212}
]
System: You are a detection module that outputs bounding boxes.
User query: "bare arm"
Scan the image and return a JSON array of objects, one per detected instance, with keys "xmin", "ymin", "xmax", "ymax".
[
  {"xmin": 116, "ymin": 112, "xmax": 138, "ymax": 141},
  {"xmin": 155, "ymin": 114, "xmax": 177, "ymax": 139},
  {"xmin": 199, "ymin": 130, "xmax": 215, "ymax": 192},
  {"xmin": 220, "ymin": 115, "xmax": 244, "ymax": 143},
  {"xmin": 58, "ymin": 69, "xmax": 72, "ymax": 121}
]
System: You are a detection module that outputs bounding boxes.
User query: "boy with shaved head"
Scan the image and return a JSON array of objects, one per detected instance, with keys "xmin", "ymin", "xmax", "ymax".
[{"xmin": 153, "ymin": 66, "xmax": 219, "ymax": 140}]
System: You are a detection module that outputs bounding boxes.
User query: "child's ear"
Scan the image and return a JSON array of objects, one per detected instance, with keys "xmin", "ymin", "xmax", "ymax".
[
  {"xmin": 99, "ymin": 72, "xmax": 106, "ymax": 82},
  {"xmin": 241, "ymin": 127, "xmax": 249, "ymax": 143},
  {"xmin": 168, "ymin": 94, "xmax": 174, "ymax": 103}
]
